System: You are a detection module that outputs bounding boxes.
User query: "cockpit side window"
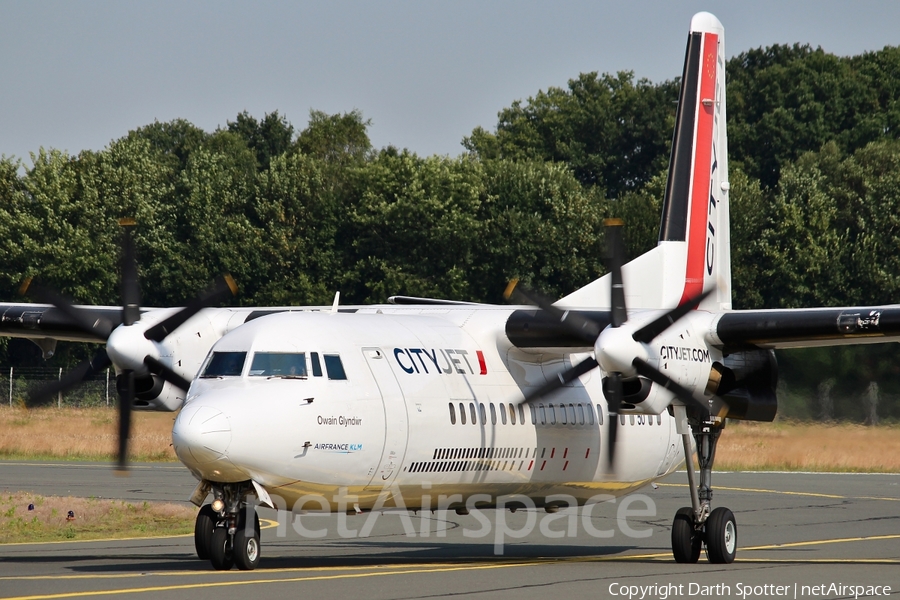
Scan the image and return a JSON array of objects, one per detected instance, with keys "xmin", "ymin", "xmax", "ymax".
[
  {"xmin": 249, "ymin": 352, "xmax": 308, "ymax": 377},
  {"xmin": 310, "ymin": 352, "xmax": 323, "ymax": 377},
  {"xmin": 323, "ymin": 354, "xmax": 347, "ymax": 380},
  {"xmin": 202, "ymin": 352, "xmax": 247, "ymax": 377}
]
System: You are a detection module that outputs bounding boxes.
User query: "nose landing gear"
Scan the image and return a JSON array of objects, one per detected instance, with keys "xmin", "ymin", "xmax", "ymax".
[
  {"xmin": 194, "ymin": 483, "xmax": 262, "ymax": 570},
  {"xmin": 670, "ymin": 406, "xmax": 736, "ymax": 564}
]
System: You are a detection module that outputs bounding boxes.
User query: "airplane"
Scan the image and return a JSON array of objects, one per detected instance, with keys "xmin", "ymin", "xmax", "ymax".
[{"xmin": 2, "ymin": 11, "xmax": 899, "ymax": 571}]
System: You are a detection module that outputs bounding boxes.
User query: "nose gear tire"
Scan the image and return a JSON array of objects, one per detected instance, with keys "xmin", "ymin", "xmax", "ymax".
[
  {"xmin": 194, "ymin": 504, "xmax": 216, "ymax": 560},
  {"xmin": 209, "ymin": 527, "xmax": 234, "ymax": 570}
]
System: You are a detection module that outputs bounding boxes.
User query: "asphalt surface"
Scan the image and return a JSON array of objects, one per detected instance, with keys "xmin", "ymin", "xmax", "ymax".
[{"xmin": 0, "ymin": 461, "xmax": 898, "ymax": 600}]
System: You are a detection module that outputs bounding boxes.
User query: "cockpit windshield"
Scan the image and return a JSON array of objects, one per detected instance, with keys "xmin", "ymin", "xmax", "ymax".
[
  {"xmin": 201, "ymin": 351, "xmax": 247, "ymax": 377},
  {"xmin": 249, "ymin": 352, "xmax": 308, "ymax": 378}
]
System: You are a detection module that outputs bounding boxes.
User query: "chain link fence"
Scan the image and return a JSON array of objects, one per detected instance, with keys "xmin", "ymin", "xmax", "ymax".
[{"xmin": 0, "ymin": 367, "xmax": 114, "ymax": 408}]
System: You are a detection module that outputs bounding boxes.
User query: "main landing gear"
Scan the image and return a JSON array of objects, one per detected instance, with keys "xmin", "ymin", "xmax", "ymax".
[
  {"xmin": 670, "ymin": 406, "xmax": 736, "ymax": 564},
  {"xmin": 194, "ymin": 484, "xmax": 261, "ymax": 570}
]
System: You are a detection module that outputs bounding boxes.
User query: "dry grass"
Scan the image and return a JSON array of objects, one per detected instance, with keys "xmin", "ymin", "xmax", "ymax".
[
  {"xmin": 0, "ymin": 407, "xmax": 177, "ymax": 462},
  {"xmin": 1, "ymin": 407, "xmax": 899, "ymax": 472},
  {"xmin": 0, "ymin": 492, "xmax": 195, "ymax": 544},
  {"xmin": 717, "ymin": 420, "xmax": 900, "ymax": 472}
]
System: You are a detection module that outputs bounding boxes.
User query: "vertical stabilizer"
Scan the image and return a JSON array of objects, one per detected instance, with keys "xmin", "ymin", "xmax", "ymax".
[
  {"xmin": 660, "ymin": 12, "xmax": 731, "ymax": 311},
  {"xmin": 559, "ymin": 12, "xmax": 731, "ymax": 312}
]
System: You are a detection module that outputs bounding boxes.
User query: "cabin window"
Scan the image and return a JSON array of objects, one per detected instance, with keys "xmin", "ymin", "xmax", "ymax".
[
  {"xmin": 576, "ymin": 404, "xmax": 585, "ymax": 425},
  {"xmin": 629, "ymin": 414, "xmax": 635, "ymax": 426},
  {"xmin": 508, "ymin": 403, "xmax": 516, "ymax": 425},
  {"xmin": 620, "ymin": 414, "xmax": 626, "ymax": 425},
  {"xmin": 548, "ymin": 404, "xmax": 557, "ymax": 425},
  {"xmin": 480, "ymin": 403, "xmax": 487, "ymax": 424},
  {"xmin": 469, "ymin": 403, "xmax": 477, "ymax": 425},
  {"xmin": 202, "ymin": 352, "xmax": 247, "ymax": 377},
  {"xmin": 323, "ymin": 354, "xmax": 347, "ymax": 380},
  {"xmin": 586, "ymin": 403, "xmax": 594, "ymax": 425},
  {"xmin": 538, "ymin": 404, "xmax": 546, "ymax": 425},
  {"xmin": 310, "ymin": 352, "xmax": 323, "ymax": 377},
  {"xmin": 490, "ymin": 403, "xmax": 497, "ymax": 425},
  {"xmin": 249, "ymin": 352, "xmax": 307, "ymax": 377},
  {"xmin": 500, "ymin": 403, "xmax": 507, "ymax": 425},
  {"xmin": 449, "ymin": 403, "xmax": 456, "ymax": 425},
  {"xmin": 567, "ymin": 403, "xmax": 576, "ymax": 424},
  {"xmin": 597, "ymin": 404, "xmax": 604, "ymax": 425},
  {"xmin": 518, "ymin": 403, "xmax": 526, "ymax": 425},
  {"xmin": 459, "ymin": 402, "xmax": 467, "ymax": 425}
]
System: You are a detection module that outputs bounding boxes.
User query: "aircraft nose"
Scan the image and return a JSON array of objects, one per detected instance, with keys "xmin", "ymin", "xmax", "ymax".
[{"xmin": 172, "ymin": 403, "xmax": 232, "ymax": 465}]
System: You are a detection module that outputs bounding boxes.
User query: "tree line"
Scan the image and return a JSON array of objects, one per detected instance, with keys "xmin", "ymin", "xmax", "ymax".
[{"xmin": 2, "ymin": 43, "xmax": 900, "ymax": 420}]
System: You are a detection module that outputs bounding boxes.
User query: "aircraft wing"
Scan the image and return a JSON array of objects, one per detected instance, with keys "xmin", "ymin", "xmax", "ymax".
[
  {"xmin": 712, "ymin": 306, "xmax": 900, "ymax": 351},
  {"xmin": 0, "ymin": 302, "xmax": 125, "ymax": 343},
  {"xmin": 506, "ymin": 305, "xmax": 900, "ymax": 353}
]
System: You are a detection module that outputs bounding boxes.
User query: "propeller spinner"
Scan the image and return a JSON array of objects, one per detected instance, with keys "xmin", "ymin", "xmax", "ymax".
[
  {"xmin": 23, "ymin": 220, "xmax": 237, "ymax": 471},
  {"xmin": 505, "ymin": 219, "xmax": 724, "ymax": 469}
]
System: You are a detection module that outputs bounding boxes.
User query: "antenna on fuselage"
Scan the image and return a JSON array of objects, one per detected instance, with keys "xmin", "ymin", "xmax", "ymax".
[{"xmin": 330, "ymin": 291, "xmax": 340, "ymax": 314}]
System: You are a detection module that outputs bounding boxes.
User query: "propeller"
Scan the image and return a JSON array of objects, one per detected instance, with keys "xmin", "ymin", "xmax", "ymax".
[
  {"xmin": 23, "ymin": 220, "xmax": 237, "ymax": 470},
  {"xmin": 506, "ymin": 219, "xmax": 724, "ymax": 469}
]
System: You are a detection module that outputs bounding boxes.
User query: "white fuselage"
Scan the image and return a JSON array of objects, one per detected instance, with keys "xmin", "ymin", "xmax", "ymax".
[{"xmin": 171, "ymin": 306, "xmax": 710, "ymax": 512}]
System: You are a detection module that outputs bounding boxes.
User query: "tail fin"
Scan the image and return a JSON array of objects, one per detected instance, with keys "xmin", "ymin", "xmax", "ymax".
[
  {"xmin": 559, "ymin": 12, "xmax": 731, "ymax": 311},
  {"xmin": 660, "ymin": 12, "xmax": 731, "ymax": 311}
]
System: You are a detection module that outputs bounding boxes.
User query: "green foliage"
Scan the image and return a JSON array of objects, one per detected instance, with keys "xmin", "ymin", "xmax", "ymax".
[
  {"xmin": 727, "ymin": 44, "xmax": 900, "ymax": 189},
  {"xmin": 464, "ymin": 72, "xmax": 678, "ymax": 198},
  {"xmin": 251, "ymin": 152, "xmax": 341, "ymax": 305},
  {"xmin": 470, "ymin": 159, "xmax": 605, "ymax": 302},
  {"xmin": 297, "ymin": 109, "xmax": 372, "ymax": 165},
  {"xmin": 733, "ymin": 139, "xmax": 900, "ymax": 309},
  {"xmin": 344, "ymin": 151, "xmax": 485, "ymax": 302},
  {"xmin": 227, "ymin": 111, "xmax": 294, "ymax": 171}
]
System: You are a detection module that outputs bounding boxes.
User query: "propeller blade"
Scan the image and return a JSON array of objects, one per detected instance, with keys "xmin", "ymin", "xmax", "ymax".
[
  {"xmin": 119, "ymin": 219, "xmax": 141, "ymax": 327},
  {"xmin": 519, "ymin": 357, "xmax": 599, "ymax": 405},
  {"xmin": 115, "ymin": 370, "xmax": 134, "ymax": 473},
  {"xmin": 20, "ymin": 280, "xmax": 113, "ymax": 341},
  {"xmin": 26, "ymin": 350, "xmax": 112, "ymax": 407},
  {"xmin": 632, "ymin": 357, "xmax": 727, "ymax": 418},
  {"xmin": 604, "ymin": 372, "xmax": 622, "ymax": 469},
  {"xmin": 631, "ymin": 288, "xmax": 715, "ymax": 344},
  {"xmin": 144, "ymin": 275, "xmax": 238, "ymax": 343},
  {"xmin": 144, "ymin": 356, "xmax": 192, "ymax": 392},
  {"xmin": 504, "ymin": 280, "xmax": 602, "ymax": 345},
  {"xmin": 605, "ymin": 219, "xmax": 627, "ymax": 328}
]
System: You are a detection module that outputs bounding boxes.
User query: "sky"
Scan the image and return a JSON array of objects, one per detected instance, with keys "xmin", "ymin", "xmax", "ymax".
[{"xmin": 2, "ymin": 0, "xmax": 899, "ymax": 163}]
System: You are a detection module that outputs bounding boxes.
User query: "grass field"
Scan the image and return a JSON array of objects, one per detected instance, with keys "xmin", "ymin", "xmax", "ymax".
[
  {"xmin": 716, "ymin": 420, "xmax": 900, "ymax": 472},
  {"xmin": 0, "ymin": 492, "xmax": 195, "ymax": 544},
  {"xmin": 0, "ymin": 408, "xmax": 177, "ymax": 462},
  {"xmin": 1, "ymin": 407, "xmax": 898, "ymax": 472}
]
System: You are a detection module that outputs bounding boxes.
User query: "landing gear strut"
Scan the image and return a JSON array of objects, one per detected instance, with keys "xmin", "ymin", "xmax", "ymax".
[
  {"xmin": 195, "ymin": 483, "xmax": 261, "ymax": 570},
  {"xmin": 671, "ymin": 406, "xmax": 736, "ymax": 564}
]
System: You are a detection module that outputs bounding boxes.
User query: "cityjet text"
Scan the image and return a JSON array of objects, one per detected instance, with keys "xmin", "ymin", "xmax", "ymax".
[
  {"xmin": 659, "ymin": 346, "xmax": 710, "ymax": 363},
  {"xmin": 394, "ymin": 348, "xmax": 487, "ymax": 376}
]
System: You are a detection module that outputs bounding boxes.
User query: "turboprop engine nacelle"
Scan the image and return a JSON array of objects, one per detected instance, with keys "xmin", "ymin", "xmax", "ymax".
[{"xmin": 708, "ymin": 349, "xmax": 779, "ymax": 422}]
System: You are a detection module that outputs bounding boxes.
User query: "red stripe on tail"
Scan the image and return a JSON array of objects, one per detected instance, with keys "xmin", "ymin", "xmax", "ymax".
[{"xmin": 680, "ymin": 32, "xmax": 718, "ymax": 306}]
